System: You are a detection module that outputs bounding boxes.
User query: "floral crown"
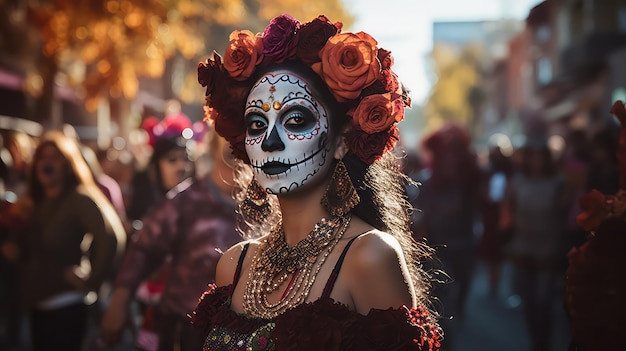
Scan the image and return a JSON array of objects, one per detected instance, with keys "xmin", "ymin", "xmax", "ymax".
[{"xmin": 197, "ymin": 14, "xmax": 411, "ymax": 164}]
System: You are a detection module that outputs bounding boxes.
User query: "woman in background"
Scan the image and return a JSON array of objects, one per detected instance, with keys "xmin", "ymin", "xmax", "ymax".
[{"xmin": 7, "ymin": 131, "xmax": 125, "ymax": 351}]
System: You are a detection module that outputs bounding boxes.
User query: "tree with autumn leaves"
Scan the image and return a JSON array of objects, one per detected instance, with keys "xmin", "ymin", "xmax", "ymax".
[
  {"xmin": 423, "ymin": 42, "xmax": 486, "ymax": 134},
  {"xmin": 0, "ymin": 0, "xmax": 352, "ymax": 123}
]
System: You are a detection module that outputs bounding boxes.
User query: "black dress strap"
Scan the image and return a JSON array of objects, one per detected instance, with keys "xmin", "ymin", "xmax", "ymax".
[
  {"xmin": 321, "ymin": 234, "xmax": 364, "ymax": 298},
  {"xmin": 231, "ymin": 242, "xmax": 250, "ymax": 295}
]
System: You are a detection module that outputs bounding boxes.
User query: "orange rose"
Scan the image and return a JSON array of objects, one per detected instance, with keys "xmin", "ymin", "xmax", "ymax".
[
  {"xmin": 312, "ymin": 32, "xmax": 380, "ymax": 101},
  {"xmin": 223, "ymin": 30, "xmax": 263, "ymax": 81},
  {"xmin": 351, "ymin": 93, "xmax": 402, "ymax": 134}
]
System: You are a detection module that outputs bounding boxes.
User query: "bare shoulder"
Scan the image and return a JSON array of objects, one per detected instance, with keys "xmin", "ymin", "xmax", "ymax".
[
  {"xmin": 215, "ymin": 239, "xmax": 260, "ymax": 287},
  {"xmin": 342, "ymin": 228, "xmax": 414, "ymax": 313},
  {"xmin": 345, "ymin": 229, "xmax": 404, "ymax": 268}
]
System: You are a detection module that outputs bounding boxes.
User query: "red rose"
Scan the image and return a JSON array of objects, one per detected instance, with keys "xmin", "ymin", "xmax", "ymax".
[
  {"xmin": 346, "ymin": 126, "xmax": 399, "ymax": 164},
  {"xmin": 360, "ymin": 69, "xmax": 401, "ymax": 100},
  {"xmin": 576, "ymin": 189, "xmax": 609, "ymax": 231},
  {"xmin": 377, "ymin": 48, "xmax": 394, "ymax": 70},
  {"xmin": 296, "ymin": 15, "xmax": 341, "ymax": 64},
  {"xmin": 197, "ymin": 51, "xmax": 224, "ymax": 96},
  {"xmin": 610, "ymin": 100, "xmax": 626, "ymax": 124}
]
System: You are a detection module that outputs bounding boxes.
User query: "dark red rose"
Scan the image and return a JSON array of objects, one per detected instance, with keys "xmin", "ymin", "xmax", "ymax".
[
  {"xmin": 610, "ymin": 100, "xmax": 626, "ymax": 124},
  {"xmin": 576, "ymin": 189, "xmax": 609, "ymax": 231},
  {"xmin": 566, "ymin": 219, "xmax": 626, "ymax": 351},
  {"xmin": 262, "ymin": 14, "xmax": 301, "ymax": 63},
  {"xmin": 206, "ymin": 76, "xmax": 250, "ymax": 163},
  {"xmin": 198, "ymin": 51, "xmax": 225, "ymax": 96},
  {"xmin": 346, "ymin": 126, "xmax": 400, "ymax": 164},
  {"xmin": 296, "ymin": 15, "xmax": 340, "ymax": 64},
  {"xmin": 377, "ymin": 48, "xmax": 394, "ymax": 70}
]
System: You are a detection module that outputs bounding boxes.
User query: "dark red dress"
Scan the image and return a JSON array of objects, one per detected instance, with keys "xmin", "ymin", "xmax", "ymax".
[{"xmin": 190, "ymin": 237, "xmax": 442, "ymax": 351}]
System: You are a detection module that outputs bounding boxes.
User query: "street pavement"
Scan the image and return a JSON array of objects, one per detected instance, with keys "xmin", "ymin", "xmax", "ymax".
[{"xmin": 447, "ymin": 262, "xmax": 572, "ymax": 351}]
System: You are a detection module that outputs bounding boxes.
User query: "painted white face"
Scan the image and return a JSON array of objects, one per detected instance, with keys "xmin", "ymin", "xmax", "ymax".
[{"xmin": 244, "ymin": 71, "xmax": 333, "ymax": 195}]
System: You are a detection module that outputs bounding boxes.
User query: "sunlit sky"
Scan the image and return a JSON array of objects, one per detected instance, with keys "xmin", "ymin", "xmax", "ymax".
[{"xmin": 341, "ymin": 0, "xmax": 543, "ymax": 104}]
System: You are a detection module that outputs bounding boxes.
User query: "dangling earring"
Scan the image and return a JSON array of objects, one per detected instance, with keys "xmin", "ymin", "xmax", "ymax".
[
  {"xmin": 240, "ymin": 178, "xmax": 271, "ymax": 222},
  {"xmin": 321, "ymin": 160, "xmax": 360, "ymax": 217}
]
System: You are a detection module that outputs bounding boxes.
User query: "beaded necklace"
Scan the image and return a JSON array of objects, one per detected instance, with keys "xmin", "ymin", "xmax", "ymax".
[{"xmin": 243, "ymin": 215, "xmax": 351, "ymax": 319}]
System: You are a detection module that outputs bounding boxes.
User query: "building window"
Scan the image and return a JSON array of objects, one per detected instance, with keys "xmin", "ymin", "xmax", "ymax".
[
  {"xmin": 535, "ymin": 25, "xmax": 551, "ymax": 43},
  {"xmin": 619, "ymin": 7, "xmax": 626, "ymax": 32},
  {"xmin": 536, "ymin": 57, "xmax": 553, "ymax": 85}
]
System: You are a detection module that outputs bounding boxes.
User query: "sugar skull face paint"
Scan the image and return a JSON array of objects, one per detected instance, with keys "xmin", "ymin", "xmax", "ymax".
[{"xmin": 244, "ymin": 71, "xmax": 333, "ymax": 195}]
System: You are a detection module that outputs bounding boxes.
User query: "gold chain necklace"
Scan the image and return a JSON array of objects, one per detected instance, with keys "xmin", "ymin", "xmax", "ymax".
[{"xmin": 243, "ymin": 215, "xmax": 351, "ymax": 319}]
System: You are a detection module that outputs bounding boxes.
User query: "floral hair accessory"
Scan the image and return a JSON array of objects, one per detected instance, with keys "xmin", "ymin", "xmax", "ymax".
[{"xmin": 198, "ymin": 14, "xmax": 410, "ymax": 164}]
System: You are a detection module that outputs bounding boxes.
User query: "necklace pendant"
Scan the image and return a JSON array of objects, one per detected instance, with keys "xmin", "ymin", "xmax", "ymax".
[{"xmin": 243, "ymin": 215, "xmax": 352, "ymax": 319}]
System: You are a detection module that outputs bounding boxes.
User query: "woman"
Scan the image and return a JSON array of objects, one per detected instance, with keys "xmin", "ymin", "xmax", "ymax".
[
  {"xmin": 126, "ymin": 109, "xmax": 195, "ymax": 229},
  {"xmin": 99, "ymin": 130, "xmax": 242, "ymax": 351},
  {"xmin": 413, "ymin": 123, "xmax": 481, "ymax": 349},
  {"xmin": 190, "ymin": 14, "xmax": 442, "ymax": 350},
  {"xmin": 13, "ymin": 130, "xmax": 125, "ymax": 351}
]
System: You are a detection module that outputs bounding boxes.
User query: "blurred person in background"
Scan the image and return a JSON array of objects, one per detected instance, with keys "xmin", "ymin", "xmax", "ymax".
[
  {"xmin": 413, "ymin": 122, "xmax": 482, "ymax": 350},
  {"xmin": 478, "ymin": 140, "xmax": 515, "ymax": 296},
  {"xmin": 561, "ymin": 129, "xmax": 592, "ymax": 253},
  {"xmin": 0, "ymin": 131, "xmax": 36, "ymax": 351},
  {"xmin": 123, "ymin": 102, "xmax": 197, "ymax": 348},
  {"xmin": 1, "ymin": 130, "xmax": 37, "ymax": 199},
  {"xmin": 62, "ymin": 123, "xmax": 128, "ymax": 227},
  {"xmin": 1, "ymin": 130, "xmax": 125, "ymax": 351},
  {"xmin": 586, "ymin": 128, "xmax": 619, "ymax": 195},
  {"xmin": 126, "ymin": 101, "xmax": 195, "ymax": 231},
  {"xmin": 100, "ymin": 129, "xmax": 242, "ymax": 351},
  {"xmin": 502, "ymin": 138, "xmax": 569, "ymax": 351}
]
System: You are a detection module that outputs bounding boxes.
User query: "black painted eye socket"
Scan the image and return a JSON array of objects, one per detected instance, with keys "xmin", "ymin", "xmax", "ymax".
[
  {"xmin": 284, "ymin": 107, "xmax": 316, "ymax": 133},
  {"xmin": 245, "ymin": 114, "xmax": 267, "ymax": 137}
]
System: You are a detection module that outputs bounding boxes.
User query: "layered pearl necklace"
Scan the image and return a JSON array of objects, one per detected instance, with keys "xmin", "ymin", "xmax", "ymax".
[{"xmin": 243, "ymin": 215, "xmax": 351, "ymax": 319}]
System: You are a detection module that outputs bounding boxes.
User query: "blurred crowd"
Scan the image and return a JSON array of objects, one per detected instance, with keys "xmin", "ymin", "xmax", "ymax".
[
  {"xmin": 0, "ymin": 100, "xmax": 242, "ymax": 351},
  {"xmin": 406, "ymin": 121, "xmax": 619, "ymax": 351},
  {"xmin": 0, "ymin": 100, "xmax": 620, "ymax": 351}
]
